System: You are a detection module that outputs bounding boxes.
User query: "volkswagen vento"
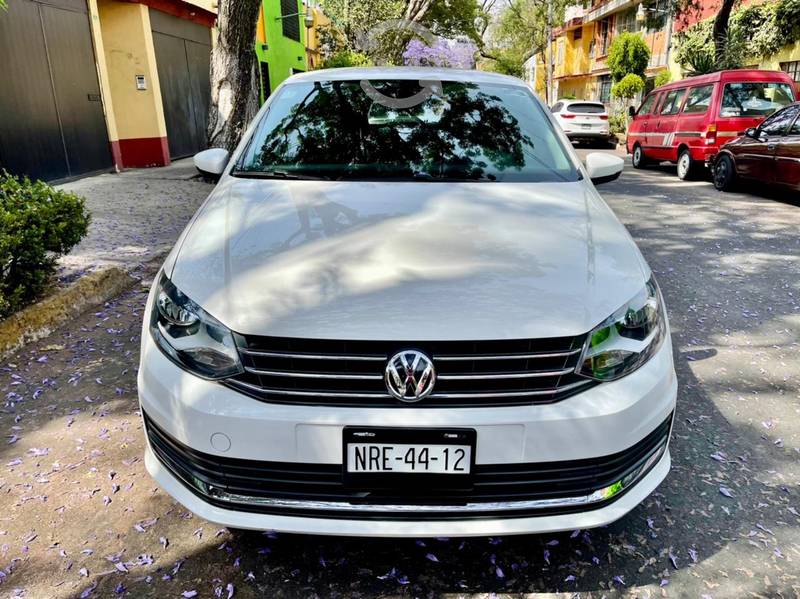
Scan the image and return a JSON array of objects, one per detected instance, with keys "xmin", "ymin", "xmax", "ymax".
[{"xmin": 138, "ymin": 68, "xmax": 677, "ymax": 537}]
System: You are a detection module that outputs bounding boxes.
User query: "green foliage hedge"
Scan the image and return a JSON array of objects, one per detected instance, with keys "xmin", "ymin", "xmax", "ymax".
[
  {"xmin": 675, "ymin": 0, "xmax": 800, "ymax": 73},
  {"xmin": 319, "ymin": 50, "xmax": 373, "ymax": 69},
  {"xmin": 607, "ymin": 32, "xmax": 651, "ymax": 82},
  {"xmin": 611, "ymin": 73, "xmax": 645, "ymax": 99},
  {"xmin": 0, "ymin": 173, "xmax": 90, "ymax": 318}
]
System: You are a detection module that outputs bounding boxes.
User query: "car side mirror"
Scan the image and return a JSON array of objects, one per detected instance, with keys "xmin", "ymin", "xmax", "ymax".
[
  {"xmin": 194, "ymin": 148, "xmax": 230, "ymax": 181},
  {"xmin": 745, "ymin": 127, "xmax": 758, "ymax": 139},
  {"xmin": 585, "ymin": 152, "xmax": 624, "ymax": 185},
  {"xmin": 628, "ymin": 105, "xmax": 636, "ymax": 118}
]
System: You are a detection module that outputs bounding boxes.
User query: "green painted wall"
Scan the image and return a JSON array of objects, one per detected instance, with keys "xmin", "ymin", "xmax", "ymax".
[{"xmin": 255, "ymin": 0, "xmax": 307, "ymax": 102}]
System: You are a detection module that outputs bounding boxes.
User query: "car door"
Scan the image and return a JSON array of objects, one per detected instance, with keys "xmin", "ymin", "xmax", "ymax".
[
  {"xmin": 628, "ymin": 92, "xmax": 657, "ymax": 152},
  {"xmin": 651, "ymin": 88, "xmax": 687, "ymax": 161},
  {"xmin": 775, "ymin": 106, "xmax": 800, "ymax": 190},
  {"xmin": 736, "ymin": 104, "xmax": 799, "ymax": 182}
]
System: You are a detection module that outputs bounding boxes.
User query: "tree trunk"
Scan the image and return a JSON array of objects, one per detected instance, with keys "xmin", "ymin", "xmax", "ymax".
[
  {"xmin": 207, "ymin": 0, "xmax": 262, "ymax": 153},
  {"xmin": 712, "ymin": 0, "xmax": 736, "ymax": 65}
]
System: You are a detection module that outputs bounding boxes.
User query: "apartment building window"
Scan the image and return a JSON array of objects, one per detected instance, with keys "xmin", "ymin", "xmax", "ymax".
[
  {"xmin": 598, "ymin": 75, "xmax": 612, "ymax": 103},
  {"xmin": 781, "ymin": 61, "xmax": 800, "ymax": 84},
  {"xmin": 281, "ymin": 0, "xmax": 301, "ymax": 41},
  {"xmin": 557, "ymin": 38, "xmax": 566, "ymax": 65},
  {"xmin": 597, "ymin": 18, "xmax": 613, "ymax": 56},
  {"xmin": 573, "ymin": 27, "xmax": 582, "ymax": 41},
  {"xmin": 616, "ymin": 8, "xmax": 638, "ymax": 33}
]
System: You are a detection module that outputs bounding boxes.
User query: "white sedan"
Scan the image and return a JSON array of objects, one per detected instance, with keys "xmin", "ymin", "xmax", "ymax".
[
  {"xmin": 139, "ymin": 67, "xmax": 676, "ymax": 537},
  {"xmin": 551, "ymin": 99, "xmax": 613, "ymax": 145}
]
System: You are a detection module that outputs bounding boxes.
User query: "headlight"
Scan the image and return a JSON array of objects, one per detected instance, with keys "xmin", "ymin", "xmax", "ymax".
[
  {"xmin": 578, "ymin": 276, "xmax": 666, "ymax": 381},
  {"xmin": 150, "ymin": 274, "xmax": 243, "ymax": 379}
]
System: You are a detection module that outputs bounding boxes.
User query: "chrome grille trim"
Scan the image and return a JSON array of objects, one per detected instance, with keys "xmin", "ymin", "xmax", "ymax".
[
  {"xmin": 239, "ymin": 349, "xmax": 386, "ymax": 361},
  {"xmin": 435, "ymin": 348, "xmax": 582, "ymax": 361},
  {"xmin": 231, "ymin": 334, "xmax": 594, "ymax": 407},
  {"xmin": 437, "ymin": 368, "xmax": 574, "ymax": 380},
  {"xmin": 244, "ymin": 367, "xmax": 383, "ymax": 380}
]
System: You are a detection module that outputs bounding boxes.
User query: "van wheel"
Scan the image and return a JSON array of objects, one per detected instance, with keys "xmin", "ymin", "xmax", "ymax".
[
  {"xmin": 676, "ymin": 149, "xmax": 696, "ymax": 180},
  {"xmin": 713, "ymin": 154, "xmax": 736, "ymax": 192},
  {"xmin": 631, "ymin": 144, "xmax": 649, "ymax": 169}
]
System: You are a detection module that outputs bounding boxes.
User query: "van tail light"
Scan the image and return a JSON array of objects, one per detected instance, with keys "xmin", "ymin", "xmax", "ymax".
[
  {"xmin": 599, "ymin": 115, "xmax": 609, "ymax": 120},
  {"xmin": 561, "ymin": 114, "xmax": 576, "ymax": 119},
  {"xmin": 704, "ymin": 124, "xmax": 717, "ymax": 146}
]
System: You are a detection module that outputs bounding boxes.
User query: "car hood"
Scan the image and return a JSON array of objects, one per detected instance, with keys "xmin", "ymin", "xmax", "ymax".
[{"xmin": 168, "ymin": 178, "xmax": 649, "ymax": 340}]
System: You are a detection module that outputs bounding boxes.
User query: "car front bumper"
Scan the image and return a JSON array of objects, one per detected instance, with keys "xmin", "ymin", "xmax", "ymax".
[{"xmin": 138, "ymin": 331, "xmax": 677, "ymax": 537}]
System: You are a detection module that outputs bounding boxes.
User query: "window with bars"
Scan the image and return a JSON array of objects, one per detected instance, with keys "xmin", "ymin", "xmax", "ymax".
[
  {"xmin": 781, "ymin": 61, "xmax": 800, "ymax": 83},
  {"xmin": 598, "ymin": 75, "xmax": 612, "ymax": 103},
  {"xmin": 597, "ymin": 18, "xmax": 613, "ymax": 56},
  {"xmin": 281, "ymin": 0, "xmax": 300, "ymax": 41},
  {"xmin": 616, "ymin": 8, "xmax": 638, "ymax": 33}
]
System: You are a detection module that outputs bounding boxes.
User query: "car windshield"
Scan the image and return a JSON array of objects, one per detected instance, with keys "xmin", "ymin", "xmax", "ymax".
[
  {"xmin": 720, "ymin": 82, "xmax": 796, "ymax": 117},
  {"xmin": 234, "ymin": 79, "xmax": 579, "ymax": 183}
]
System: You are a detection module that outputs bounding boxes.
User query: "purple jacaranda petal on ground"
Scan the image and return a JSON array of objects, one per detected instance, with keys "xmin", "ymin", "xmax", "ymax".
[
  {"xmin": 719, "ymin": 486, "xmax": 734, "ymax": 498},
  {"xmin": 181, "ymin": 591, "xmax": 198, "ymax": 598},
  {"xmin": 425, "ymin": 553, "xmax": 439, "ymax": 562}
]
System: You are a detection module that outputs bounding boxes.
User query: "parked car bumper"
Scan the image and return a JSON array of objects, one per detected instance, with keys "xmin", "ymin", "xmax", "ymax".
[{"xmin": 138, "ymin": 330, "xmax": 677, "ymax": 537}]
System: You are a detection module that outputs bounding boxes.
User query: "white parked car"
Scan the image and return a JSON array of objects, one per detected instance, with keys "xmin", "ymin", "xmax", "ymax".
[
  {"xmin": 139, "ymin": 68, "xmax": 676, "ymax": 537},
  {"xmin": 551, "ymin": 99, "xmax": 613, "ymax": 145}
]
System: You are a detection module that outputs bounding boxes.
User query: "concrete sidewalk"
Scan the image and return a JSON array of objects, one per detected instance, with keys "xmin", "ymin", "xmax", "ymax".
[{"xmin": 56, "ymin": 159, "xmax": 213, "ymax": 283}]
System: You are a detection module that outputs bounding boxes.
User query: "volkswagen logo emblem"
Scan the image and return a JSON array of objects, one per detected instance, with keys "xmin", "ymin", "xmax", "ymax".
[{"xmin": 384, "ymin": 350, "xmax": 436, "ymax": 403}]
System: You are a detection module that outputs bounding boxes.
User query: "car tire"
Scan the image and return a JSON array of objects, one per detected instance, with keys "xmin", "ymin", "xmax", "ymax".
[
  {"xmin": 713, "ymin": 154, "xmax": 736, "ymax": 192},
  {"xmin": 676, "ymin": 148, "xmax": 696, "ymax": 181},
  {"xmin": 631, "ymin": 144, "xmax": 649, "ymax": 169}
]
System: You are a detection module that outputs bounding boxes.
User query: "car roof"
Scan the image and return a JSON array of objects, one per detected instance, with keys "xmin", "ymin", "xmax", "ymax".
[
  {"xmin": 286, "ymin": 67, "xmax": 528, "ymax": 88},
  {"xmin": 653, "ymin": 69, "xmax": 796, "ymax": 91}
]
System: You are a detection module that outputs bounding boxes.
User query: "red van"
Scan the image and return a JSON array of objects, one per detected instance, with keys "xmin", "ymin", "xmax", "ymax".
[{"xmin": 626, "ymin": 70, "xmax": 798, "ymax": 179}]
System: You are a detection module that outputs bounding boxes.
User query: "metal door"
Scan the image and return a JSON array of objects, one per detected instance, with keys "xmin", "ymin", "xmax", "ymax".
[
  {"xmin": 0, "ymin": 0, "xmax": 112, "ymax": 181},
  {"xmin": 150, "ymin": 9, "xmax": 211, "ymax": 159}
]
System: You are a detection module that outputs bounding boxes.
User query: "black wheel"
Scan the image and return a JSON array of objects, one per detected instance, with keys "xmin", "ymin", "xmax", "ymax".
[
  {"xmin": 631, "ymin": 144, "xmax": 649, "ymax": 169},
  {"xmin": 713, "ymin": 154, "xmax": 737, "ymax": 192},
  {"xmin": 676, "ymin": 148, "xmax": 696, "ymax": 180}
]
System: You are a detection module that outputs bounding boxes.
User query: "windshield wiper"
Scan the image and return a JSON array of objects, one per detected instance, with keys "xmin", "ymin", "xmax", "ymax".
[{"xmin": 231, "ymin": 170, "xmax": 328, "ymax": 180}]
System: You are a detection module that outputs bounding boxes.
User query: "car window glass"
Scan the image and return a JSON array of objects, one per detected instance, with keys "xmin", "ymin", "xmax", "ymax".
[
  {"xmin": 682, "ymin": 85, "xmax": 713, "ymax": 114},
  {"xmin": 760, "ymin": 105, "xmax": 800, "ymax": 136},
  {"xmin": 637, "ymin": 93, "xmax": 657, "ymax": 115},
  {"xmin": 236, "ymin": 80, "xmax": 579, "ymax": 183},
  {"xmin": 790, "ymin": 114, "xmax": 800, "ymax": 135},
  {"xmin": 660, "ymin": 89, "xmax": 686, "ymax": 115},
  {"xmin": 720, "ymin": 82, "xmax": 796, "ymax": 117},
  {"xmin": 551, "ymin": 102, "xmax": 563, "ymax": 113},
  {"xmin": 567, "ymin": 103, "xmax": 606, "ymax": 113}
]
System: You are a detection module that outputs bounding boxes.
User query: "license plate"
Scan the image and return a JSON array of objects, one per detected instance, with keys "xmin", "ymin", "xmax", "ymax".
[
  {"xmin": 343, "ymin": 427, "xmax": 476, "ymax": 487},
  {"xmin": 581, "ymin": 123, "xmax": 592, "ymax": 129}
]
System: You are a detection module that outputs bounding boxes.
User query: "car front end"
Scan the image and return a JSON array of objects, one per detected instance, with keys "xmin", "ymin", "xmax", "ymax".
[{"xmin": 138, "ymin": 68, "xmax": 676, "ymax": 537}]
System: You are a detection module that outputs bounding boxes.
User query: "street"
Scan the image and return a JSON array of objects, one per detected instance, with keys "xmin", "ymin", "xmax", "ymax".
[{"xmin": 2, "ymin": 152, "xmax": 800, "ymax": 598}]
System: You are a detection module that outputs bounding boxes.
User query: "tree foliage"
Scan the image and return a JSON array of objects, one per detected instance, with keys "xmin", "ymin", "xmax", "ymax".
[
  {"xmin": 611, "ymin": 73, "xmax": 645, "ymax": 100},
  {"xmin": 320, "ymin": 50, "xmax": 373, "ymax": 69},
  {"xmin": 654, "ymin": 70, "xmax": 671, "ymax": 88},
  {"xmin": 607, "ymin": 32, "xmax": 650, "ymax": 82}
]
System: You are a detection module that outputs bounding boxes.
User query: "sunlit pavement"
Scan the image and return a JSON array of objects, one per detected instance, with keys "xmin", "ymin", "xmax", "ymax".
[{"xmin": 2, "ymin": 156, "xmax": 799, "ymax": 598}]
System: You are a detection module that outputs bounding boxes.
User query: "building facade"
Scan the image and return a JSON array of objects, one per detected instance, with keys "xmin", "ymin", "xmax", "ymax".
[
  {"xmin": 669, "ymin": 0, "xmax": 800, "ymax": 91},
  {"xmin": 0, "ymin": 0, "xmax": 216, "ymax": 181},
  {"xmin": 255, "ymin": 0, "xmax": 308, "ymax": 102},
  {"xmin": 529, "ymin": 1, "xmax": 672, "ymax": 105}
]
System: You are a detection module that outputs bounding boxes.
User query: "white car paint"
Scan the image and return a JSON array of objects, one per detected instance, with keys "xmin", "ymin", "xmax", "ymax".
[
  {"xmin": 551, "ymin": 99, "xmax": 612, "ymax": 141},
  {"xmin": 139, "ymin": 67, "xmax": 676, "ymax": 536}
]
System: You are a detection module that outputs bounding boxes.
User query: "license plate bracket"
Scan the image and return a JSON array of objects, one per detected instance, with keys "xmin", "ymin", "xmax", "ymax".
[{"xmin": 342, "ymin": 427, "xmax": 476, "ymax": 489}]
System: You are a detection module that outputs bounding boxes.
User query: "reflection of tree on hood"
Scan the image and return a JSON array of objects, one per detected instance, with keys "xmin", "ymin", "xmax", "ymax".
[{"xmin": 251, "ymin": 81, "xmax": 532, "ymax": 181}]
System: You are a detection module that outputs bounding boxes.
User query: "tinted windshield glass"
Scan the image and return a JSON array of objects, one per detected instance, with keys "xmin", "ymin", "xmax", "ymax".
[
  {"xmin": 720, "ymin": 82, "xmax": 795, "ymax": 117},
  {"xmin": 235, "ymin": 80, "xmax": 578, "ymax": 183},
  {"xmin": 567, "ymin": 103, "xmax": 605, "ymax": 113}
]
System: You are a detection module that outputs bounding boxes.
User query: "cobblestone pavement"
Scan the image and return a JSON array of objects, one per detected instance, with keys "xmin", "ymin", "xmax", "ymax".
[
  {"xmin": 56, "ymin": 160, "xmax": 212, "ymax": 283},
  {"xmin": 1, "ymin": 157, "xmax": 799, "ymax": 598}
]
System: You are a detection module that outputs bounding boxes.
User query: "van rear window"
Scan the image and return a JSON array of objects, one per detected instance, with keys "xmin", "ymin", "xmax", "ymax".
[
  {"xmin": 567, "ymin": 103, "xmax": 606, "ymax": 113},
  {"xmin": 720, "ymin": 82, "xmax": 795, "ymax": 117}
]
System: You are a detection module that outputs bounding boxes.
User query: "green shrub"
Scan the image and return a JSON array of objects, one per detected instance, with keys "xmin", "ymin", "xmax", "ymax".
[
  {"xmin": 654, "ymin": 70, "xmax": 671, "ymax": 88},
  {"xmin": 609, "ymin": 112, "xmax": 627, "ymax": 135},
  {"xmin": 611, "ymin": 73, "xmax": 645, "ymax": 100},
  {"xmin": 0, "ymin": 172, "xmax": 90, "ymax": 318},
  {"xmin": 320, "ymin": 50, "xmax": 373, "ymax": 69},
  {"xmin": 607, "ymin": 32, "xmax": 651, "ymax": 82}
]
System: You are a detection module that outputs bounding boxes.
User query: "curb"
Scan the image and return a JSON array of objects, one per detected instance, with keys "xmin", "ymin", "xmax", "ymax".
[{"xmin": 0, "ymin": 266, "xmax": 138, "ymax": 360}]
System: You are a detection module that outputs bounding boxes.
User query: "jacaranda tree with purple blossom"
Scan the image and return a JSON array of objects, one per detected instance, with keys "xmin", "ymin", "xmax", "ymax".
[{"xmin": 403, "ymin": 39, "xmax": 478, "ymax": 69}]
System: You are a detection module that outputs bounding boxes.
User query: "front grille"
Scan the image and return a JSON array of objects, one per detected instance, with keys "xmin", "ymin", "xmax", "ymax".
[
  {"xmin": 144, "ymin": 412, "xmax": 673, "ymax": 520},
  {"xmin": 226, "ymin": 334, "xmax": 596, "ymax": 407}
]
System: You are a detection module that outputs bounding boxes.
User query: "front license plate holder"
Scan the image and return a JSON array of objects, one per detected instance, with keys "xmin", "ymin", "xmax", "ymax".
[{"xmin": 342, "ymin": 427, "xmax": 476, "ymax": 490}]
